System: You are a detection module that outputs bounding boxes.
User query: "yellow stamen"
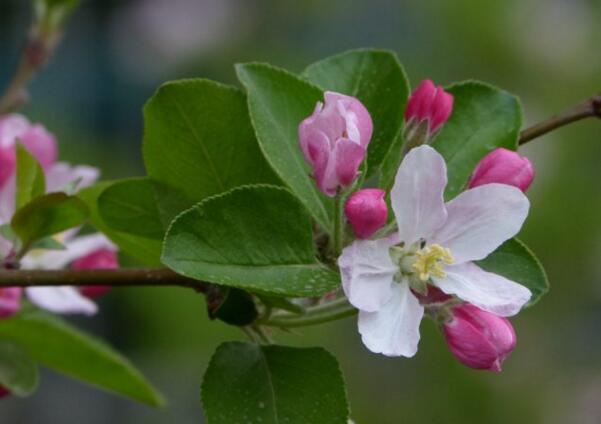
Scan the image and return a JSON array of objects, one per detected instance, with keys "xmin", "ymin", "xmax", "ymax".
[{"xmin": 411, "ymin": 244, "xmax": 454, "ymax": 281}]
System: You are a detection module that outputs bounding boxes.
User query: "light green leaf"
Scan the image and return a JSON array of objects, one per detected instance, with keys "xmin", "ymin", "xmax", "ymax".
[
  {"xmin": 236, "ymin": 63, "xmax": 333, "ymax": 232},
  {"xmin": 11, "ymin": 193, "xmax": 88, "ymax": 248},
  {"xmin": 98, "ymin": 177, "xmax": 164, "ymax": 240},
  {"xmin": 78, "ymin": 182, "xmax": 162, "ymax": 266},
  {"xmin": 303, "ymin": 49, "xmax": 409, "ymax": 178},
  {"xmin": 201, "ymin": 342, "xmax": 349, "ymax": 424},
  {"xmin": 477, "ymin": 238, "xmax": 549, "ymax": 306},
  {"xmin": 162, "ymin": 185, "xmax": 340, "ymax": 297},
  {"xmin": 0, "ymin": 340, "xmax": 39, "ymax": 397},
  {"xmin": 0, "ymin": 310, "xmax": 165, "ymax": 406},
  {"xmin": 143, "ymin": 79, "xmax": 280, "ymax": 221},
  {"xmin": 15, "ymin": 144, "xmax": 46, "ymax": 210},
  {"xmin": 431, "ymin": 81, "xmax": 522, "ymax": 199}
]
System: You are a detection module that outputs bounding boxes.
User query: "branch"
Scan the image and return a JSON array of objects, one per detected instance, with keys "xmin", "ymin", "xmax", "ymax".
[
  {"xmin": 519, "ymin": 93, "xmax": 601, "ymax": 145},
  {"xmin": 0, "ymin": 268, "xmax": 212, "ymax": 291}
]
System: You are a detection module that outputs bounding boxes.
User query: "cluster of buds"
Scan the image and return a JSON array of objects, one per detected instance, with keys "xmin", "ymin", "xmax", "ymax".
[{"xmin": 299, "ymin": 83, "xmax": 535, "ymax": 371}]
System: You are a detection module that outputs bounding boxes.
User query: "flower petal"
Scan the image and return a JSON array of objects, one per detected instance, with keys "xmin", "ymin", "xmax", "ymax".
[
  {"xmin": 358, "ymin": 281, "xmax": 424, "ymax": 357},
  {"xmin": 431, "ymin": 183, "xmax": 529, "ymax": 263},
  {"xmin": 26, "ymin": 287, "xmax": 97, "ymax": 315},
  {"xmin": 433, "ymin": 262, "xmax": 531, "ymax": 316},
  {"xmin": 326, "ymin": 91, "xmax": 373, "ymax": 147},
  {"xmin": 391, "ymin": 145, "xmax": 447, "ymax": 245},
  {"xmin": 334, "ymin": 138, "xmax": 366, "ymax": 186},
  {"xmin": 45, "ymin": 162, "xmax": 99, "ymax": 193}
]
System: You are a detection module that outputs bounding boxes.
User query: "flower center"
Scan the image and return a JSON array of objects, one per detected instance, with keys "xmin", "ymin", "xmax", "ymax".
[{"xmin": 389, "ymin": 242, "xmax": 454, "ymax": 293}]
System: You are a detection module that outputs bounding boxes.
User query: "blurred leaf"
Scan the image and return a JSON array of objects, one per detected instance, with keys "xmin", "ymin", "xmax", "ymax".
[
  {"xmin": 0, "ymin": 310, "xmax": 165, "ymax": 406},
  {"xmin": 0, "ymin": 340, "xmax": 38, "ymax": 397},
  {"xmin": 15, "ymin": 144, "xmax": 45, "ymax": 210},
  {"xmin": 78, "ymin": 182, "xmax": 162, "ymax": 266},
  {"xmin": 304, "ymin": 49, "xmax": 409, "ymax": 178},
  {"xmin": 236, "ymin": 63, "xmax": 333, "ymax": 232},
  {"xmin": 477, "ymin": 238, "xmax": 549, "ymax": 306},
  {"xmin": 207, "ymin": 287, "xmax": 258, "ymax": 326},
  {"xmin": 98, "ymin": 177, "xmax": 164, "ymax": 240},
  {"xmin": 257, "ymin": 294, "xmax": 305, "ymax": 315},
  {"xmin": 11, "ymin": 193, "xmax": 88, "ymax": 248},
  {"xmin": 201, "ymin": 342, "xmax": 349, "ymax": 424},
  {"xmin": 431, "ymin": 81, "xmax": 522, "ymax": 198},
  {"xmin": 30, "ymin": 236, "xmax": 66, "ymax": 251},
  {"xmin": 143, "ymin": 79, "xmax": 280, "ymax": 221},
  {"xmin": 163, "ymin": 185, "xmax": 340, "ymax": 297}
]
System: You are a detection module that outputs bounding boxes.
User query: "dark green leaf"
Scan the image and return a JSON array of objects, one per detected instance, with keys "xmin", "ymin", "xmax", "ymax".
[
  {"xmin": 98, "ymin": 177, "xmax": 164, "ymax": 240},
  {"xmin": 0, "ymin": 310, "xmax": 165, "ymax": 406},
  {"xmin": 0, "ymin": 340, "xmax": 38, "ymax": 397},
  {"xmin": 206, "ymin": 287, "xmax": 258, "ymax": 326},
  {"xmin": 431, "ymin": 81, "xmax": 522, "ymax": 199},
  {"xmin": 15, "ymin": 144, "xmax": 45, "ymax": 210},
  {"xmin": 477, "ymin": 238, "xmax": 549, "ymax": 306},
  {"xmin": 304, "ymin": 49, "xmax": 409, "ymax": 178},
  {"xmin": 11, "ymin": 193, "xmax": 88, "ymax": 247},
  {"xmin": 236, "ymin": 63, "xmax": 333, "ymax": 232},
  {"xmin": 162, "ymin": 185, "xmax": 340, "ymax": 297},
  {"xmin": 202, "ymin": 342, "xmax": 349, "ymax": 424}
]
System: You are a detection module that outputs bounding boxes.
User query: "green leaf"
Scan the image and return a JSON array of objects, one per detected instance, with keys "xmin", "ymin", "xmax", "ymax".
[
  {"xmin": 30, "ymin": 236, "xmax": 66, "ymax": 251},
  {"xmin": 206, "ymin": 287, "xmax": 259, "ymax": 326},
  {"xmin": 303, "ymin": 49, "xmax": 409, "ymax": 178},
  {"xmin": 202, "ymin": 342, "xmax": 349, "ymax": 424},
  {"xmin": 431, "ymin": 81, "xmax": 522, "ymax": 199},
  {"xmin": 477, "ymin": 238, "xmax": 549, "ymax": 306},
  {"xmin": 11, "ymin": 193, "xmax": 88, "ymax": 248},
  {"xmin": 78, "ymin": 182, "xmax": 162, "ymax": 266},
  {"xmin": 143, "ymin": 79, "xmax": 280, "ymax": 221},
  {"xmin": 0, "ymin": 310, "xmax": 165, "ymax": 406},
  {"xmin": 15, "ymin": 144, "xmax": 46, "ymax": 210},
  {"xmin": 0, "ymin": 341, "xmax": 39, "ymax": 397},
  {"xmin": 236, "ymin": 63, "xmax": 333, "ymax": 232},
  {"xmin": 163, "ymin": 185, "xmax": 340, "ymax": 297},
  {"xmin": 98, "ymin": 177, "xmax": 164, "ymax": 240}
]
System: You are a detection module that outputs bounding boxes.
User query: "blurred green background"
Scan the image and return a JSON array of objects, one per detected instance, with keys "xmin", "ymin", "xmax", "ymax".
[{"xmin": 2, "ymin": 0, "xmax": 601, "ymax": 422}]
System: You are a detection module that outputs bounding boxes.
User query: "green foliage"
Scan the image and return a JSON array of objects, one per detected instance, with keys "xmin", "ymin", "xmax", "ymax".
[
  {"xmin": 477, "ymin": 238, "xmax": 549, "ymax": 306},
  {"xmin": 201, "ymin": 342, "xmax": 349, "ymax": 424},
  {"xmin": 162, "ymin": 185, "xmax": 340, "ymax": 297},
  {"xmin": 236, "ymin": 63, "xmax": 333, "ymax": 232},
  {"xmin": 206, "ymin": 287, "xmax": 259, "ymax": 326},
  {"xmin": 431, "ymin": 81, "xmax": 523, "ymax": 198},
  {"xmin": 0, "ymin": 310, "xmax": 165, "ymax": 406},
  {"xmin": 0, "ymin": 341, "xmax": 38, "ymax": 397},
  {"xmin": 15, "ymin": 144, "xmax": 45, "ymax": 210},
  {"xmin": 304, "ymin": 49, "xmax": 409, "ymax": 178}
]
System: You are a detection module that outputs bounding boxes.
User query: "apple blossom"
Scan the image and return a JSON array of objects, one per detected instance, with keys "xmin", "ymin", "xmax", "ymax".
[
  {"xmin": 344, "ymin": 189, "xmax": 388, "ymax": 239},
  {"xmin": 72, "ymin": 248, "xmax": 119, "ymax": 298},
  {"xmin": 443, "ymin": 303, "xmax": 517, "ymax": 372},
  {"xmin": 338, "ymin": 145, "xmax": 531, "ymax": 357},
  {"xmin": 404, "ymin": 80, "xmax": 453, "ymax": 146},
  {"xmin": 468, "ymin": 148, "xmax": 535, "ymax": 192},
  {"xmin": 298, "ymin": 91, "xmax": 373, "ymax": 197},
  {"xmin": 0, "ymin": 287, "xmax": 22, "ymax": 318}
]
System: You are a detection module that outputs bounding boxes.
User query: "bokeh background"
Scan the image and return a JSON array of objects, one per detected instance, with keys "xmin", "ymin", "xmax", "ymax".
[{"xmin": 1, "ymin": 0, "xmax": 601, "ymax": 422}]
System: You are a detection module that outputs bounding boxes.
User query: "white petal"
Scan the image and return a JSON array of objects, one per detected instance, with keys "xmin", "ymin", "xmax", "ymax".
[
  {"xmin": 45, "ymin": 162, "xmax": 99, "ymax": 193},
  {"xmin": 391, "ymin": 145, "xmax": 447, "ymax": 246},
  {"xmin": 431, "ymin": 183, "xmax": 529, "ymax": 264},
  {"xmin": 26, "ymin": 287, "xmax": 97, "ymax": 315},
  {"xmin": 21, "ymin": 233, "xmax": 116, "ymax": 270},
  {"xmin": 0, "ymin": 175, "xmax": 15, "ymax": 224},
  {"xmin": 433, "ymin": 262, "xmax": 531, "ymax": 316},
  {"xmin": 338, "ymin": 235, "xmax": 398, "ymax": 312},
  {"xmin": 358, "ymin": 281, "xmax": 424, "ymax": 357}
]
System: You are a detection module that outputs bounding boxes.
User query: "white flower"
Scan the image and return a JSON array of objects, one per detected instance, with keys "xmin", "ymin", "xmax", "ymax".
[{"xmin": 338, "ymin": 145, "xmax": 532, "ymax": 357}]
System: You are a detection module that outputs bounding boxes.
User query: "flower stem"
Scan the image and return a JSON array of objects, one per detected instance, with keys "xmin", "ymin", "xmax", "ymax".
[
  {"xmin": 332, "ymin": 191, "xmax": 345, "ymax": 257},
  {"xmin": 265, "ymin": 297, "xmax": 357, "ymax": 328}
]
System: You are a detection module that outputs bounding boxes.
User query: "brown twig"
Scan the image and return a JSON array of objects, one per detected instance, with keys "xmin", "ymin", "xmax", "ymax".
[{"xmin": 519, "ymin": 93, "xmax": 601, "ymax": 145}]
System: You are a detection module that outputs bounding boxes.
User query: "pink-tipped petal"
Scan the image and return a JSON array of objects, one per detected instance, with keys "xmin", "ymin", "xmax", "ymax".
[
  {"xmin": 468, "ymin": 148, "xmax": 535, "ymax": 192},
  {"xmin": 345, "ymin": 189, "xmax": 388, "ymax": 238},
  {"xmin": 430, "ymin": 88, "xmax": 454, "ymax": 133},
  {"xmin": 0, "ymin": 288, "xmax": 22, "ymax": 318},
  {"xmin": 72, "ymin": 248, "xmax": 119, "ymax": 298},
  {"xmin": 20, "ymin": 124, "xmax": 58, "ymax": 169},
  {"xmin": 0, "ymin": 147, "xmax": 16, "ymax": 188},
  {"xmin": 333, "ymin": 138, "xmax": 366, "ymax": 187}
]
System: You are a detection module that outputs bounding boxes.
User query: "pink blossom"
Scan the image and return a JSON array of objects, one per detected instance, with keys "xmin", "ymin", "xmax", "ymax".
[
  {"xmin": 299, "ymin": 91, "xmax": 373, "ymax": 197},
  {"xmin": 344, "ymin": 189, "xmax": 388, "ymax": 238},
  {"xmin": 72, "ymin": 248, "xmax": 119, "ymax": 298},
  {"xmin": 0, "ymin": 288, "xmax": 22, "ymax": 318},
  {"xmin": 404, "ymin": 80, "xmax": 453, "ymax": 140},
  {"xmin": 443, "ymin": 303, "xmax": 517, "ymax": 372},
  {"xmin": 469, "ymin": 148, "xmax": 535, "ymax": 192}
]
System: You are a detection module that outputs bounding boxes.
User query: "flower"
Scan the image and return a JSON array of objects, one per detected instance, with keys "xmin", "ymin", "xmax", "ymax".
[
  {"xmin": 299, "ymin": 91, "xmax": 373, "ymax": 197},
  {"xmin": 0, "ymin": 288, "xmax": 22, "ymax": 318},
  {"xmin": 344, "ymin": 189, "xmax": 388, "ymax": 238},
  {"xmin": 443, "ymin": 303, "xmax": 517, "ymax": 372},
  {"xmin": 404, "ymin": 80, "xmax": 453, "ymax": 144},
  {"xmin": 72, "ymin": 248, "xmax": 119, "ymax": 298},
  {"xmin": 468, "ymin": 148, "xmax": 535, "ymax": 192},
  {"xmin": 338, "ymin": 145, "xmax": 531, "ymax": 357}
]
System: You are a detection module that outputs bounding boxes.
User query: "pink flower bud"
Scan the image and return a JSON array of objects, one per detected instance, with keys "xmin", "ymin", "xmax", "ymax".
[
  {"xmin": 468, "ymin": 148, "xmax": 534, "ymax": 192},
  {"xmin": 405, "ymin": 80, "xmax": 454, "ymax": 136},
  {"xmin": 443, "ymin": 304, "xmax": 516, "ymax": 372},
  {"xmin": 71, "ymin": 248, "xmax": 119, "ymax": 298},
  {"xmin": 344, "ymin": 189, "xmax": 388, "ymax": 238},
  {"xmin": 0, "ymin": 288, "xmax": 22, "ymax": 318},
  {"xmin": 0, "ymin": 147, "xmax": 16, "ymax": 188},
  {"xmin": 299, "ymin": 91, "xmax": 373, "ymax": 197}
]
